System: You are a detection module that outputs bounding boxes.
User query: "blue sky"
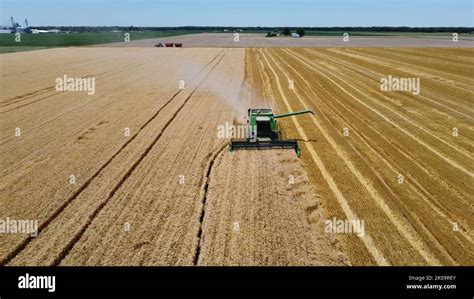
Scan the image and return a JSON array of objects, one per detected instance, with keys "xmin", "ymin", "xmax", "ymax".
[{"xmin": 1, "ymin": 0, "xmax": 473, "ymax": 27}]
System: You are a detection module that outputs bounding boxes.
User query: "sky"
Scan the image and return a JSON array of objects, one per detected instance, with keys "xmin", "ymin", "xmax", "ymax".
[{"xmin": 1, "ymin": 0, "xmax": 473, "ymax": 27}]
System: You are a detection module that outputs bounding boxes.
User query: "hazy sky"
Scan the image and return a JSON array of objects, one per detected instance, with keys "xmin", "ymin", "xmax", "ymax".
[{"xmin": 1, "ymin": 0, "xmax": 473, "ymax": 27}]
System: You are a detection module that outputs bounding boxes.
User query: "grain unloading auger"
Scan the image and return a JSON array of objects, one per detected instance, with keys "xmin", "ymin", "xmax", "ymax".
[{"xmin": 229, "ymin": 108, "xmax": 314, "ymax": 157}]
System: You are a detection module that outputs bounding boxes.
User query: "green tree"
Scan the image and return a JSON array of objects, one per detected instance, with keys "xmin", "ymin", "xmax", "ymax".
[
  {"xmin": 282, "ymin": 28, "xmax": 291, "ymax": 36},
  {"xmin": 296, "ymin": 28, "xmax": 305, "ymax": 37}
]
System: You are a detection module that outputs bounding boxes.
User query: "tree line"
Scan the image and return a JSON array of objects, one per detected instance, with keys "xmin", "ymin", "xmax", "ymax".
[{"xmin": 34, "ymin": 26, "xmax": 473, "ymax": 33}]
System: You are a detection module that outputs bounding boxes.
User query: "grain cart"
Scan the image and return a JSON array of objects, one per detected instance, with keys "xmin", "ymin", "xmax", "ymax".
[{"xmin": 229, "ymin": 108, "xmax": 314, "ymax": 157}]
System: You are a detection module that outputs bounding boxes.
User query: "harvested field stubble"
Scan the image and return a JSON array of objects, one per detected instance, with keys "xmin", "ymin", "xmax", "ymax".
[
  {"xmin": 1, "ymin": 47, "xmax": 338, "ymax": 266},
  {"xmin": 197, "ymin": 149, "xmax": 347, "ymax": 266},
  {"xmin": 247, "ymin": 48, "xmax": 473, "ymax": 265},
  {"xmin": 1, "ymin": 46, "xmax": 472, "ymax": 266},
  {"xmin": 1, "ymin": 48, "xmax": 237, "ymax": 265}
]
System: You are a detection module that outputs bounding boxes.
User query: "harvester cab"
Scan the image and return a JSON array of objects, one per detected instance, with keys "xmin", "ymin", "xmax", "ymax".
[{"xmin": 229, "ymin": 108, "xmax": 314, "ymax": 157}]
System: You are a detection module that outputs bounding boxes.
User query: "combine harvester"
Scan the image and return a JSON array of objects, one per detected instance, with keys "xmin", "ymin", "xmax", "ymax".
[{"xmin": 230, "ymin": 108, "xmax": 314, "ymax": 157}]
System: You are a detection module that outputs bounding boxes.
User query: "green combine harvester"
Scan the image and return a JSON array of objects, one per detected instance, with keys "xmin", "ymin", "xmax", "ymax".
[{"xmin": 229, "ymin": 108, "xmax": 314, "ymax": 157}]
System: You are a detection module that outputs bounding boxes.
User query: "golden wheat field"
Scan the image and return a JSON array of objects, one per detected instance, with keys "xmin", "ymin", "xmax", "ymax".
[{"xmin": 0, "ymin": 46, "xmax": 472, "ymax": 266}]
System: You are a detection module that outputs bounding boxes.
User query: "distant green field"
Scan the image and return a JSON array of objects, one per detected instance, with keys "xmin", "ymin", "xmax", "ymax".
[
  {"xmin": 0, "ymin": 31, "xmax": 201, "ymax": 53},
  {"xmin": 0, "ymin": 46, "xmax": 52, "ymax": 53}
]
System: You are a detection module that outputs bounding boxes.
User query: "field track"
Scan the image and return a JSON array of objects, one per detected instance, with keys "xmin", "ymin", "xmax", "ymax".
[
  {"xmin": 248, "ymin": 48, "xmax": 473, "ymax": 265},
  {"xmin": 0, "ymin": 46, "xmax": 472, "ymax": 265}
]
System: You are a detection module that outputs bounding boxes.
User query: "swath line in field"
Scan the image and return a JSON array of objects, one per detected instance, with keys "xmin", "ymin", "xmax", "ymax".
[
  {"xmin": 282, "ymin": 48, "xmax": 472, "ymax": 200},
  {"xmin": 278, "ymin": 49, "xmax": 470, "ymax": 205},
  {"xmin": 273, "ymin": 49, "xmax": 472, "ymax": 250},
  {"xmin": 0, "ymin": 51, "xmax": 192, "ymax": 148},
  {"xmin": 0, "ymin": 53, "xmax": 202, "ymax": 181},
  {"xmin": 266, "ymin": 49, "xmax": 445, "ymax": 265},
  {"xmin": 53, "ymin": 52, "xmax": 227, "ymax": 266},
  {"xmin": 303, "ymin": 48, "xmax": 473, "ymax": 122},
  {"xmin": 0, "ymin": 88, "xmax": 182, "ymax": 266},
  {"xmin": 0, "ymin": 51, "xmax": 225, "ymax": 266},
  {"xmin": 285, "ymin": 49, "xmax": 474, "ymax": 178},
  {"xmin": 327, "ymin": 48, "xmax": 474, "ymax": 111},
  {"xmin": 342, "ymin": 48, "xmax": 474, "ymax": 94},
  {"xmin": 304, "ymin": 50, "xmax": 474, "ymax": 157},
  {"xmin": 259, "ymin": 49, "xmax": 389, "ymax": 266},
  {"xmin": 295, "ymin": 66, "xmax": 472, "ymax": 252},
  {"xmin": 1, "ymin": 51, "xmax": 127, "ymax": 79},
  {"xmin": 193, "ymin": 144, "xmax": 228, "ymax": 265},
  {"xmin": 0, "ymin": 54, "xmax": 173, "ymax": 113},
  {"xmin": 0, "ymin": 52, "xmax": 169, "ymax": 106}
]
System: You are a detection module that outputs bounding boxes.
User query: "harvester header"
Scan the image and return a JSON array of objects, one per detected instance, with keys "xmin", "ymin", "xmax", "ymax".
[{"xmin": 229, "ymin": 108, "xmax": 314, "ymax": 157}]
